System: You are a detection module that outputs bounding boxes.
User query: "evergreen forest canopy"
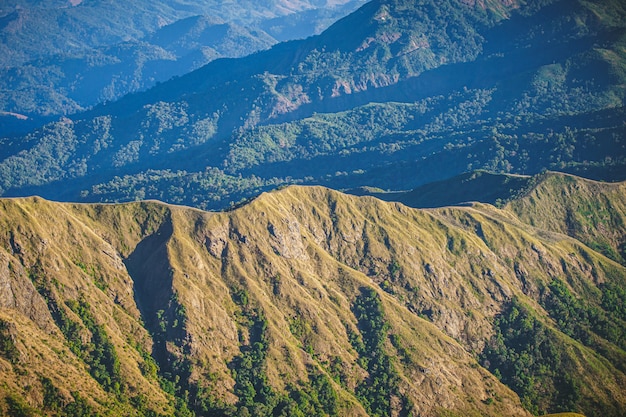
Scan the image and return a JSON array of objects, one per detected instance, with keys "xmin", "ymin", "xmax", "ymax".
[{"xmin": 1, "ymin": 0, "xmax": 625, "ymax": 210}]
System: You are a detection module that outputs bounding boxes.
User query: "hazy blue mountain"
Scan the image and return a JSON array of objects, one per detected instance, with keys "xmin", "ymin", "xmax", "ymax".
[
  {"xmin": 0, "ymin": 0, "xmax": 624, "ymax": 210},
  {"xmin": 0, "ymin": 0, "xmax": 366, "ymax": 67},
  {"xmin": 0, "ymin": 0, "xmax": 367, "ymax": 133},
  {"xmin": 260, "ymin": 0, "xmax": 369, "ymax": 41},
  {"xmin": 0, "ymin": 16, "xmax": 275, "ymax": 126}
]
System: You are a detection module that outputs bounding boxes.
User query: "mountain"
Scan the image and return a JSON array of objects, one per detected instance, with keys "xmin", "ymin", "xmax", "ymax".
[
  {"xmin": 1, "ymin": 0, "xmax": 624, "ymax": 210},
  {"xmin": 3, "ymin": 2, "xmax": 625, "ymax": 416},
  {"xmin": 346, "ymin": 170, "xmax": 534, "ymax": 208},
  {"xmin": 0, "ymin": 0, "xmax": 366, "ymax": 67},
  {"xmin": 0, "ymin": 18, "xmax": 274, "ymax": 125},
  {"xmin": 259, "ymin": 1, "xmax": 371, "ymax": 41},
  {"xmin": 0, "ymin": 16, "xmax": 275, "ymax": 127},
  {"xmin": 0, "ymin": 0, "xmax": 367, "ymax": 133},
  {"xmin": 0, "ymin": 172, "xmax": 624, "ymax": 416}
]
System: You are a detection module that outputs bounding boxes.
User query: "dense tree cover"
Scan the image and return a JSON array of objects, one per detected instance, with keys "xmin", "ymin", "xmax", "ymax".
[
  {"xmin": 482, "ymin": 287, "xmax": 626, "ymax": 417},
  {"xmin": 79, "ymin": 98, "xmax": 625, "ymax": 210},
  {"xmin": 2, "ymin": 62, "xmax": 624, "ymax": 209},
  {"xmin": 542, "ymin": 278, "xmax": 626, "ymax": 363},
  {"xmin": 0, "ymin": 320, "xmax": 19, "ymax": 364},
  {"xmin": 601, "ymin": 281, "xmax": 626, "ymax": 322},
  {"xmin": 481, "ymin": 298, "xmax": 583, "ymax": 416},
  {"xmin": 38, "ymin": 379, "xmax": 101, "ymax": 417},
  {"xmin": 146, "ymin": 293, "xmax": 196, "ymax": 417},
  {"xmin": 85, "ymin": 168, "xmax": 290, "ymax": 211},
  {"xmin": 4, "ymin": 393, "xmax": 37, "ymax": 417},
  {"xmin": 3, "ymin": 0, "xmax": 625, "ymax": 209},
  {"xmin": 351, "ymin": 287, "xmax": 411, "ymax": 417},
  {"xmin": 65, "ymin": 299, "xmax": 124, "ymax": 395}
]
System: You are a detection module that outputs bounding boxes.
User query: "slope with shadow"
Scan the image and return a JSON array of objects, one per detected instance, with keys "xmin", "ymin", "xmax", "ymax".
[
  {"xmin": 0, "ymin": 173, "xmax": 624, "ymax": 416},
  {"xmin": 347, "ymin": 170, "xmax": 533, "ymax": 208},
  {"xmin": 1, "ymin": 0, "xmax": 624, "ymax": 210}
]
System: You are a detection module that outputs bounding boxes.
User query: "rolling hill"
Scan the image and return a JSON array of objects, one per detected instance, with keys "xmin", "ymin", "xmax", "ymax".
[{"xmin": 0, "ymin": 171, "xmax": 624, "ymax": 416}]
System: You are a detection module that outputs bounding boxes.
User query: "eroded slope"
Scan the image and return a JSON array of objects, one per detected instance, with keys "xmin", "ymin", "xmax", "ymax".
[{"xmin": 0, "ymin": 175, "xmax": 624, "ymax": 416}]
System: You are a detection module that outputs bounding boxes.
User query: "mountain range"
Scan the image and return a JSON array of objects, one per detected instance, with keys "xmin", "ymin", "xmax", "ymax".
[
  {"xmin": 0, "ymin": 172, "xmax": 625, "ymax": 416},
  {"xmin": 1, "ymin": 1, "xmax": 625, "ymax": 416},
  {"xmin": 0, "ymin": 0, "xmax": 368, "ymax": 134},
  {"xmin": 0, "ymin": 0, "xmax": 624, "ymax": 210}
]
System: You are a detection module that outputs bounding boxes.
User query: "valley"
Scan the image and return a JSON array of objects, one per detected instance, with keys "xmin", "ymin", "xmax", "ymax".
[{"xmin": 1, "ymin": 0, "xmax": 624, "ymax": 210}]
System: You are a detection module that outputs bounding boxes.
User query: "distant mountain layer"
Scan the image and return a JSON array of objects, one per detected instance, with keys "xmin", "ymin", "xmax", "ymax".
[
  {"xmin": 1, "ymin": 0, "xmax": 624, "ymax": 210},
  {"xmin": 0, "ymin": 171, "xmax": 624, "ymax": 416},
  {"xmin": 0, "ymin": 0, "xmax": 366, "ymax": 66},
  {"xmin": 0, "ymin": 16, "xmax": 276, "ymax": 124},
  {"xmin": 0, "ymin": 0, "xmax": 368, "ymax": 130}
]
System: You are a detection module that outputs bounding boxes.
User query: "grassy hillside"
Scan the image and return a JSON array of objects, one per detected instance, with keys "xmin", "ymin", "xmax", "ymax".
[
  {"xmin": 506, "ymin": 172, "xmax": 626, "ymax": 265},
  {"xmin": 0, "ymin": 172, "xmax": 624, "ymax": 416}
]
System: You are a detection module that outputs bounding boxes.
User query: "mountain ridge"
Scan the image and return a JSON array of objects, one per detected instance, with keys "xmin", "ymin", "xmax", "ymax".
[{"xmin": 0, "ymin": 171, "xmax": 625, "ymax": 416}]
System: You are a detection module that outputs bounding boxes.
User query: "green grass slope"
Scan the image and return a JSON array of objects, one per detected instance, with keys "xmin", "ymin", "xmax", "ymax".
[
  {"xmin": 506, "ymin": 171, "xmax": 626, "ymax": 265},
  {"xmin": 0, "ymin": 173, "xmax": 624, "ymax": 416}
]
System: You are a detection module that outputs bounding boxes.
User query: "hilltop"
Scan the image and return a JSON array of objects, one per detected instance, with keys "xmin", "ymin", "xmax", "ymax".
[{"xmin": 0, "ymin": 172, "xmax": 624, "ymax": 416}]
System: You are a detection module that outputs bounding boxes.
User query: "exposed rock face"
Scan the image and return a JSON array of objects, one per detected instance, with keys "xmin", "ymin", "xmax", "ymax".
[
  {"xmin": 0, "ymin": 252, "xmax": 54, "ymax": 332},
  {"xmin": 0, "ymin": 173, "xmax": 624, "ymax": 416}
]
